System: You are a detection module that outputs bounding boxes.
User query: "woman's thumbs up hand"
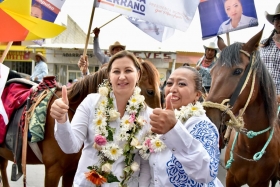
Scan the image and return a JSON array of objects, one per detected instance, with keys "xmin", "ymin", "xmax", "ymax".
[
  {"xmin": 50, "ymin": 85, "xmax": 69, "ymax": 124},
  {"xmin": 150, "ymin": 93, "xmax": 177, "ymax": 134}
]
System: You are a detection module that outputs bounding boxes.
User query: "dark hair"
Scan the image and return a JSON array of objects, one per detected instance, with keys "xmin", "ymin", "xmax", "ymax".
[
  {"xmin": 262, "ymin": 29, "xmax": 277, "ymax": 47},
  {"xmin": 106, "ymin": 50, "xmax": 143, "ymax": 81},
  {"xmin": 68, "ymin": 79, "xmax": 73, "ymax": 83},
  {"xmin": 183, "ymin": 63, "xmax": 190, "ymax": 67},
  {"xmin": 177, "ymin": 66, "xmax": 203, "ymax": 93}
]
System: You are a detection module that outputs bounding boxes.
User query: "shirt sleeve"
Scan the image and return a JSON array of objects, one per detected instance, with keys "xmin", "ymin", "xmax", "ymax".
[
  {"xmin": 54, "ymin": 95, "xmax": 95, "ymax": 154},
  {"xmin": 94, "ymin": 37, "xmax": 110, "ymax": 64},
  {"xmin": 160, "ymin": 118, "xmax": 220, "ymax": 184}
]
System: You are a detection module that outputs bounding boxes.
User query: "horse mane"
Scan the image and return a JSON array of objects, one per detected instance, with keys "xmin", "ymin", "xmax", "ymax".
[
  {"xmin": 67, "ymin": 67, "xmax": 108, "ymax": 105},
  {"xmin": 140, "ymin": 60, "xmax": 160, "ymax": 86},
  {"xmin": 217, "ymin": 42, "xmax": 277, "ymax": 126}
]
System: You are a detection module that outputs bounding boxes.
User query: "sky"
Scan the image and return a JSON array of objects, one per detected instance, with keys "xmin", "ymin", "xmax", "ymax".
[{"xmin": 54, "ymin": 0, "xmax": 279, "ymax": 53}]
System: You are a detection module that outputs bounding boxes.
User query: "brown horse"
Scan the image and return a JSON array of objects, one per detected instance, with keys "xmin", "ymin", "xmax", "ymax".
[
  {"xmin": 0, "ymin": 60, "xmax": 161, "ymax": 187},
  {"xmin": 204, "ymin": 29, "xmax": 280, "ymax": 186}
]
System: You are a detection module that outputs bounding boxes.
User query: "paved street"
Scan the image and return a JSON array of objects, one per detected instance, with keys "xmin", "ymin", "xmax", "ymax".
[{"xmin": 2, "ymin": 149, "xmax": 280, "ymax": 187}]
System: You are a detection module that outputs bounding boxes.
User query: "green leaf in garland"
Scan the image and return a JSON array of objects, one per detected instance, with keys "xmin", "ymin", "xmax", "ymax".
[
  {"xmin": 87, "ymin": 166, "xmax": 93, "ymax": 170},
  {"xmin": 107, "ymin": 129, "xmax": 114, "ymax": 141},
  {"xmin": 123, "ymin": 144, "xmax": 130, "ymax": 153},
  {"xmin": 107, "ymin": 173, "xmax": 120, "ymax": 183},
  {"xmin": 123, "ymin": 166, "xmax": 131, "ymax": 174}
]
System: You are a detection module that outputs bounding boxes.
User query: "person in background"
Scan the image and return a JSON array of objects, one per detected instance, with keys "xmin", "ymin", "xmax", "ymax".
[
  {"xmin": 260, "ymin": 3, "xmax": 280, "ymax": 103},
  {"xmin": 141, "ymin": 66, "xmax": 222, "ymax": 186},
  {"xmin": 78, "ymin": 28, "xmax": 126, "ymax": 76},
  {"xmin": 66, "ymin": 79, "xmax": 73, "ymax": 87},
  {"xmin": 50, "ymin": 50, "xmax": 151, "ymax": 186},
  {"xmin": 217, "ymin": 0, "xmax": 258, "ymax": 35},
  {"xmin": 30, "ymin": 52, "xmax": 48, "ymax": 83},
  {"xmin": 196, "ymin": 42, "xmax": 218, "ymax": 93}
]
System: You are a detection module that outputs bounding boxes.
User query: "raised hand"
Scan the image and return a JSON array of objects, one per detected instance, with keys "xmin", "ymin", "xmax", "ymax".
[
  {"xmin": 78, "ymin": 55, "xmax": 88, "ymax": 75},
  {"xmin": 50, "ymin": 85, "xmax": 69, "ymax": 123},
  {"xmin": 92, "ymin": 27, "xmax": 100, "ymax": 38},
  {"xmin": 150, "ymin": 93, "xmax": 177, "ymax": 134}
]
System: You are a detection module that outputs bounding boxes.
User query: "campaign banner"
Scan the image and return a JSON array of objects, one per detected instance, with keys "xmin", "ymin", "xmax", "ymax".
[
  {"xmin": 199, "ymin": 0, "xmax": 258, "ymax": 40},
  {"xmin": 126, "ymin": 16, "xmax": 175, "ymax": 42},
  {"xmin": 31, "ymin": 0, "xmax": 66, "ymax": 45},
  {"xmin": 95, "ymin": 0, "xmax": 200, "ymax": 32}
]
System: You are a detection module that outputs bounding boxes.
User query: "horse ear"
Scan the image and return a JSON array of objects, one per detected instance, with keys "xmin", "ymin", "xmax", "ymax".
[
  {"xmin": 217, "ymin": 36, "xmax": 227, "ymax": 51},
  {"xmin": 244, "ymin": 25, "xmax": 265, "ymax": 53}
]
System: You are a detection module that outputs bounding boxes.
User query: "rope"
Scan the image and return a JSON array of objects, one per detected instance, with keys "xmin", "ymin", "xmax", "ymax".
[
  {"xmin": 225, "ymin": 128, "xmax": 274, "ymax": 169},
  {"xmin": 225, "ymin": 132, "xmax": 238, "ymax": 169},
  {"xmin": 246, "ymin": 126, "xmax": 271, "ymax": 139},
  {"xmin": 203, "ymin": 101, "xmax": 243, "ymax": 130}
]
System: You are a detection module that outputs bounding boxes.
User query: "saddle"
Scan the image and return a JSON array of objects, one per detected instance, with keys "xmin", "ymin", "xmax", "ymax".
[{"xmin": 1, "ymin": 76, "xmax": 57, "ymax": 181}]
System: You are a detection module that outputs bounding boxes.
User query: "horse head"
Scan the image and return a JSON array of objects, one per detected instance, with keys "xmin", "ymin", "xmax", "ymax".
[{"xmin": 205, "ymin": 27, "xmax": 277, "ymax": 132}]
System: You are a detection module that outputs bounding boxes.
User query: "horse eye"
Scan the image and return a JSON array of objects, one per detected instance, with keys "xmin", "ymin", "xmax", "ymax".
[
  {"xmin": 146, "ymin": 90, "xmax": 154, "ymax": 96},
  {"xmin": 233, "ymin": 68, "xmax": 243, "ymax": 75}
]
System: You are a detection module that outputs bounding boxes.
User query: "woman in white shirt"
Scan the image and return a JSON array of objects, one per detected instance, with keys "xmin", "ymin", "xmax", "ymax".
[
  {"xmin": 50, "ymin": 50, "xmax": 151, "ymax": 187},
  {"xmin": 217, "ymin": 0, "xmax": 257, "ymax": 35},
  {"xmin": 141, "ymin": 66, "xmax": 223, "ymax": 186}
]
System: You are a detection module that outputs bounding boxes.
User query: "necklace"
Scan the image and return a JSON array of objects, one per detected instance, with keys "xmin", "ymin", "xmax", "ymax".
[
  {"xmin": 85, "ymin": 79, "xmax": 146, "ymax": 186},
  {"xmin": 139, "ymin": 101, "xmax": 205, "ymax": 160}
]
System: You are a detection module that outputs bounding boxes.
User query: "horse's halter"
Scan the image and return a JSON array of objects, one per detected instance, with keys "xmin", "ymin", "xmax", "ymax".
[{"xmin": 203, "ymin": 49, "xmax": 257, "ymax": 131}]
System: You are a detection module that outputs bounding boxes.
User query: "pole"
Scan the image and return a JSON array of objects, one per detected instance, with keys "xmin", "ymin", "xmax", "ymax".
[
  {"xmin": 98, "ymin": 14, "xmax": 121, "ymax": 29},
  {"xmin": 81, "ymin": 1, "xmax": 96, "ymax": 73},
  {"xmin": 226, "ymin": 32, "xmax": 230, "ymax": 46},
  {"xmin": 0, "ymin": 41, "xmax": 13, "ymax": 63}
]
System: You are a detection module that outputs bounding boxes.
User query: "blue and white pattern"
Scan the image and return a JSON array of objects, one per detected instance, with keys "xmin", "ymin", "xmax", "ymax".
[
  {"xmin": 166, "ymin": 154, "xmax": 203, "ymax": 187},
  {"xmin": 166, "ymin": 120, "xmax": 220, "ymax": 186}
]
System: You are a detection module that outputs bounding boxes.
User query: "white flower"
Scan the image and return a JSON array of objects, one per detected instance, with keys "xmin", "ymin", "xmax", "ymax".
[
  {"xmin": 139, "ymin": 149, "xmax": 150, "ymax": 160},
  {"xmin": 101, "ymin": 163, "xmax": 112, "ymax": 173},
  {"xmin": 99, "ymin": 86, "xmax": 109, "ymax": 96},
  {"xmin": 120, "ymin": 115, "xmax": 134, "ymax": 130},
  {"xmin": 136, "ymin": 116, "xmax": 145, "ymax": 127},
  {"xmin": 134, "ymin": 86, "xmax": 141, "ymax": 95},
  {"xmin": 151, "ymin": 136, "xmax": 166, "ymax": 152},
  {"xmin": 130, "ymin": 161, "xmax": 140, "ymax": 172},
  {"xmin": 93, "ymin": 117, "xmax": 107, "ymax": 128},
  {"xmin": 109, "ymin": 109, "xmax": 120, "ymax": 121},
  {"xmin": 118, "ymin": 131, "xmax": 130, "ymax": 141},
  {"xmin": 130, "ymin": 137, "xmax": 140, "ymax": 147},
  {"xmin": 103, "ymin": 143, "xmax": 123, "ymax": 161},
  {"xmin": 93, "ymin": 143, "xmax": 102, "ymax": 151},
  {"xmin": 96, "ymin": 109, "xmax": 105, "ymax": 118},
  {"xmin": 99, "ymin": 97, "xmax": 108, "ymax": 107}
]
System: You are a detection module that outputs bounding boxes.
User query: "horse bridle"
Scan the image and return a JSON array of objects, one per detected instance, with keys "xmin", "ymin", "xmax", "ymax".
[{"xmin": 203, "ymin": 49, "xmax": 256, "ymax": 132}]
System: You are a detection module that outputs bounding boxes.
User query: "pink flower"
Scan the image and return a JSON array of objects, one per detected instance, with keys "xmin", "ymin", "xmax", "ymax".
[
  {"xmin": 94, "ymin": 135, "xmax": 107, "ymax": 146},
  {"xmin": 144, "ymin": 139, "xmax": 154, "ymax": 153},
  {"xmin": 129, "ymin": 113, "xmax": 136, "ymax": 123}
]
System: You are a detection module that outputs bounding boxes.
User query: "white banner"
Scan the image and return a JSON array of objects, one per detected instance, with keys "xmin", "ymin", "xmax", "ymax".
[
  {"xmin": 95, "ymin": 0, "xmax": 200, "ymax": 32},
  {"xmin": 126, "ymin": 16, "xmax": 175, "ymax": 42},
  {"xmin": 0, "ymin": 64, "xmax": 9, "ymax": 125}
]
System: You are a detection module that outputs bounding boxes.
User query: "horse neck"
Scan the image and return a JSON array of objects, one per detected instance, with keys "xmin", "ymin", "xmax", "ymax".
[{"xmin": 240, "ymin": 91, "xmax": 271, "ymax": 146}]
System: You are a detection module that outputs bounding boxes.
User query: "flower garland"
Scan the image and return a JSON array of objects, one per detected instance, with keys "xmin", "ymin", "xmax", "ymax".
[
  {"xmin": 139, "ymin": 101, "xmax": 205, "ymax": 160},
  {"xmin": 85, "ymin": 79, "xmax": 146, "ymax": 187}
]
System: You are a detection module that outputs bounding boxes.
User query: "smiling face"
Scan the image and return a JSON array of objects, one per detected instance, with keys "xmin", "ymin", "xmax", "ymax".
[
  {"xmin": 224, "ymin": 0, "xmax": 242, "ymax": 22},
  {"xmin": 109, "ymin": 56, "xmax": 140, "ymax": 98},
  {"xmin": 164, "ymin": 68, "xmax": 201, "ymax": 110}
]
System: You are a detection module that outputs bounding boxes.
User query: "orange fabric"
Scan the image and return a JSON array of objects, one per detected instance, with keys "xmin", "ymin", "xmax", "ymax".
[{"xmin": 0, "ymin": 9, "xmax": 28, "ymax": 42}]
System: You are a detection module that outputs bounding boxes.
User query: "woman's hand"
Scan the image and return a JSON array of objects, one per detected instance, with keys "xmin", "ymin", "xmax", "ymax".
[
  {"xmin": 50, "ymin": 86, "xmax": 69, "ymax": 123},
  {"xmin": 150, "ymin": 93, "xmax": 177, "ymax": 134}
]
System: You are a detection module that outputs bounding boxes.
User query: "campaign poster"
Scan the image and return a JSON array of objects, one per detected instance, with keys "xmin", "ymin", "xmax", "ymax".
[
  {"xmin": 31, "ymin": 0, "xmax": 66, "ymax": 45},
  {"xmin": 199, "ymin": 0, "xmax": 258, "ymax": 40}
]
